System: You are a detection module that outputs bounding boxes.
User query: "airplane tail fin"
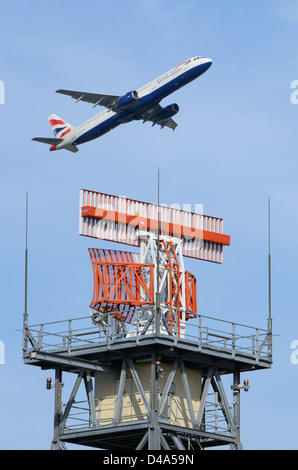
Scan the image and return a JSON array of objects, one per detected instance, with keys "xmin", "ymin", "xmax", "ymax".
[{"xmin": 48, "ymin": 113, "xmax": 73, "ymax": 139}]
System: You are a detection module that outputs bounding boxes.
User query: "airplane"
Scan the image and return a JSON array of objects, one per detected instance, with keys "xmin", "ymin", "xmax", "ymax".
[{"xmin": 32, "ymin": 56, "xmax": 212, "ymax": 153}]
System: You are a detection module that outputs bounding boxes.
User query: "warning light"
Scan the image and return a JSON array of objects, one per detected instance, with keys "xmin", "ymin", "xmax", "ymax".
[
  {"xmin": 46, "ymin": 378, "xmax": 52, "ymax": 390},
  {"xmin": 231, "ymin": 379, "xmax": 250, "ymax": 392},
  {"xmin": 155, "ymin": 361, "xmax": 163, "ymax": 379}
]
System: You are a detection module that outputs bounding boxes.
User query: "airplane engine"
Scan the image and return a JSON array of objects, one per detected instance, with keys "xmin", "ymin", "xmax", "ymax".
[
  {"xmin": 117, "ymin": 90, "xmax": 139, "ymax": 109},
  {"xmin": 158, "ymin": 103, "xmax": 179, "ymax": 120}
]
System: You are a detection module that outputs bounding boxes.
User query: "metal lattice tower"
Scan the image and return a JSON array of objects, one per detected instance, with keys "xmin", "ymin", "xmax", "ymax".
[{"xmin": 23, "ymin": 190, "xmax": 272, "ymax": 450}]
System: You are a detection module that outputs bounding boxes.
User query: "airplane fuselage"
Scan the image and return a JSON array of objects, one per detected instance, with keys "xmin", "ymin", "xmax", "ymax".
[{"xmin": 37, "ymin": 57, "xmax": 212, "ymax": 152}]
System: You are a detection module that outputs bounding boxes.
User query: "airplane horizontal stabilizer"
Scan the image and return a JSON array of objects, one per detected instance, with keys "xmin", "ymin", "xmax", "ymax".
[
  {"xmin": 65, "ymin": 145, "xmax": 79, "ymax": 153},
  {"xmin": 32, "ymin": 137, "xmax": 63, "ymax": 145}
]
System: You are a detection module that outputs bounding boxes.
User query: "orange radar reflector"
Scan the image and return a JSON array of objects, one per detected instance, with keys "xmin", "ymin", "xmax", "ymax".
[
  {"xmin": 80, "ymin": 190, "xmax": 230, "ymax": 264},
  {"xmin": 88, "ymin": 248, "xmax": 198, "ymax": 326},
  {"xmin": 89, "ymin": 248, "xmax": 154, "ymax": 323}
]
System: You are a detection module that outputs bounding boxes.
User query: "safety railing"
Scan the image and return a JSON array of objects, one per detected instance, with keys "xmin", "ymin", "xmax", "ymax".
[
  {"xmin": 160, "ymin": 393, "xmax": 231, "ymax": 435},
  {"xmin": 64, "ymin": 393, "xmax": 149, "ymax": 430},
  {"xmin": 63, "ymin": 391, "xmax": 232, "ymax": 436},
  {"xmin": 23, "ymin": 308, "xmax": 272, "ymax": 364}
]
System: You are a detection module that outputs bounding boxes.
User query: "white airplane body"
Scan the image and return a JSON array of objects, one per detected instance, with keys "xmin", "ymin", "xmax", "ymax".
[{"xmin": 33, "ymin": 57, "xmax": 212, "ymax": 153}]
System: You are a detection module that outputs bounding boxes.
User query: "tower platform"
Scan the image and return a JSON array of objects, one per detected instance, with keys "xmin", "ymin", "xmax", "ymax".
[{"xmin": 23, "ymin": 310, "xmax": 272, "ymax": 450}]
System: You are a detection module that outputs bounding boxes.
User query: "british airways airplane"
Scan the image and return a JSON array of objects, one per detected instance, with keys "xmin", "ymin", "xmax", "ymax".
[{"xmin": 33, "ymin": 56, "xmax": 212, "ymax": 153}]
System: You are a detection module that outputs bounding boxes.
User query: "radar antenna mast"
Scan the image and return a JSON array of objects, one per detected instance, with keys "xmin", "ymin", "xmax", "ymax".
[
  {"xmin": 23, "ymin": 192, "xmax": 29, "ymax": 352},
  {"xmin": 268, "ymin": 196, "xmax": 273, "ymax": 356}
]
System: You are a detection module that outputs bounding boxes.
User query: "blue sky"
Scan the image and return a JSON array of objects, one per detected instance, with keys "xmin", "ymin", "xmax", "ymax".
[{"xmin": 1, "ymin": 0, "xmax": 298, "ymax": 449}]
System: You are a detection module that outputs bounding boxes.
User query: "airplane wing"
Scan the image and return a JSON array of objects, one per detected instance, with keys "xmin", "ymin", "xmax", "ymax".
[
  {"xmin": 55, "ymin": 89, "xmax": 120, "ymax": 109},
  {"xmin": 137, "ymin": 104, "xmax": 178, "ymax": 130}
]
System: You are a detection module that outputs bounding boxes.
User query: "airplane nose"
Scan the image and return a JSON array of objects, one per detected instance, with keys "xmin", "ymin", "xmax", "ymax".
[{"xmin": 200, "ymin": 58, "xmax": 212, "ymax": 73}]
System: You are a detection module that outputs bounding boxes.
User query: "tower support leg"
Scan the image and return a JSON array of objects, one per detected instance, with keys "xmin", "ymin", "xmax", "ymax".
[
  {"xmin": 231, "ymin": 369, "xmax": 243, "ymax": 450},
  {"xmin": 148, "ymin": 352, "xmax": 161, "ymax": 450},
  {"xmin": 51, "ymin": 367, "xmax": 63, "ymax": 450}
]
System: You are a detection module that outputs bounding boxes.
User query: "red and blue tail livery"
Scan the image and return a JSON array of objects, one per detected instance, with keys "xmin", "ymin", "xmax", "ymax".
[
  {"xmin": 48, "ymin": 114, "xmax": 73, "ymax": 139},
  {"xmin": 32, "ymin": 56, "xmax": 212, "ymax": 153}
]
